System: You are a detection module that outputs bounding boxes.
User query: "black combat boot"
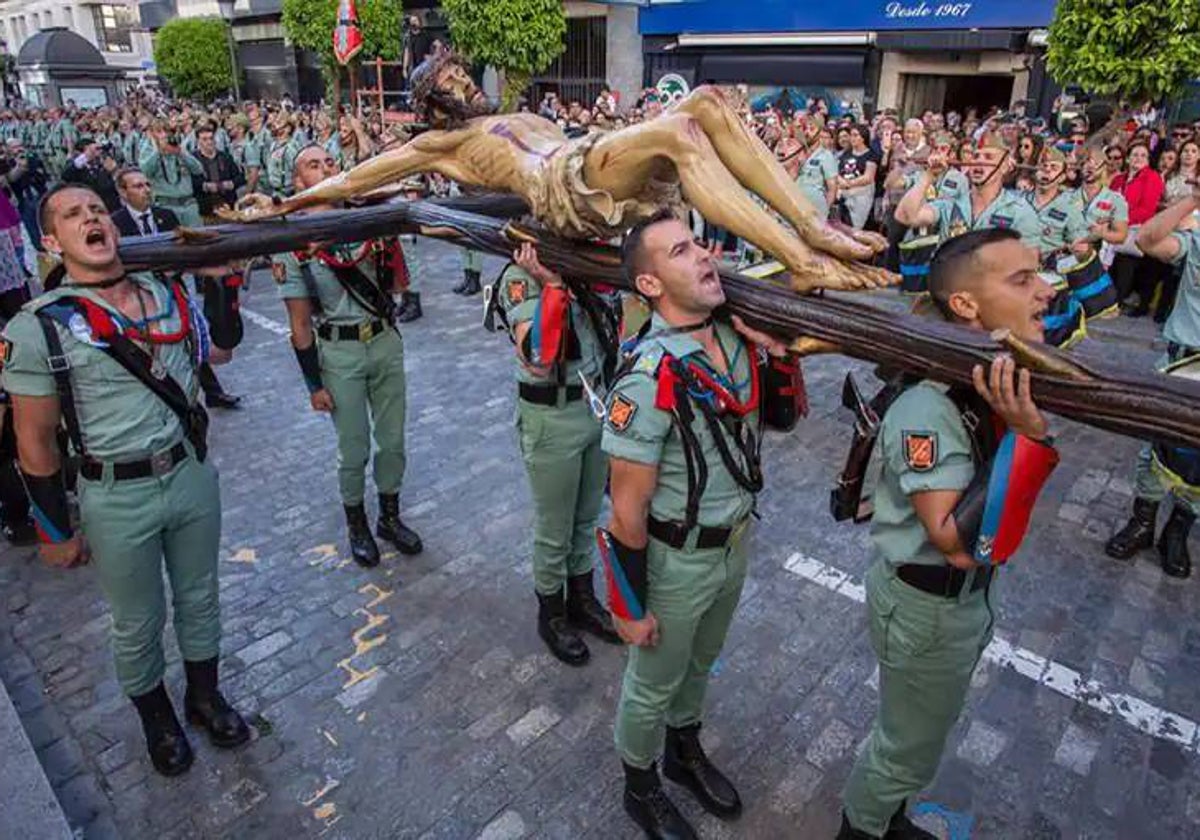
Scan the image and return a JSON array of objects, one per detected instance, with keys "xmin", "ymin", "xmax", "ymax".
[
  {"xmin": 452, "ymin": 269, "xmax": 481, "ymax": 296},
  {"xmin": 536, "ymin": 590, "xmax": 589, "ymax": 665},
  {"xmin": 1158, "ymin": 506, "xmax": 1195, "ymax": 579},
  {"xmin": 886, "ymin": 801, "xmax": 937, "ymax": 839},
  {"xmin": 184, "ymin": 657, "xmax": 250, "ymax": 749},
  {"xmin": 662, "ymin": 722, "xmax": 742, "ymax": 819},
  {"xmin": 1105, "ymin": 498, "xmax": 1159, "ymax": 560},
  {"xmin": 131, "ymin": 683, "xmax": 193, "ymax": 776},
  {"xmin": 565, "ymin": 571, "xmax": 621, "ymax": 644},
  {"xmin": 344, "ymin": 504, "xmax": 381, "ymax": 568},
  {"xmin": 623, "ymin": 761, "xmax": 698, "ymax": 840},
  {"xmin": 376, "ymin": 493, "xmax": 423, "ymax": 555},
  {"xmin": 395, "ymin": 291, "xmax": 423, "ymax": 323},
  {"xmin": 836, "ymin": 813, "xmax": 879, "ymax": 839}
]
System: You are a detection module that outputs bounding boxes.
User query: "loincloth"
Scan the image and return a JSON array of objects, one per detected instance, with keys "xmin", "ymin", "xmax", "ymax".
[{"xmin": 527, "ymin": 133, "xmax": 684, "ymax": 240}]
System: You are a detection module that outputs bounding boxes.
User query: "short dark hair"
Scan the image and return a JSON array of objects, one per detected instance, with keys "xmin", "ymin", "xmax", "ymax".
[
  {"xmin": 620, "ymin": 208, "xmax": 679, "ymax": 286},
  {"xmin": 115, "ymin": 166, "xmax": 143, "ymax": 190},
  {"xmin": 928, "ymin": 228, "xmax": 1021, "ymax": 319},
  {"xmin": 39, "ymin": 182, "xmax": 99, "ymax": 236}
]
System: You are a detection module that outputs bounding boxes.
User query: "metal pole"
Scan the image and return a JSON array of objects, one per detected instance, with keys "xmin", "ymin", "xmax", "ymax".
[{"xmin": 226, "ymin": 26, "xmax": 241, "ymax": 101}]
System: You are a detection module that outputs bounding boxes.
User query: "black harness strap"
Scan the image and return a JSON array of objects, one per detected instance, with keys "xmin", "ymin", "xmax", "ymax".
[{"xmin": 34, "ymin": 316, "xmax": 86, "ymax": 457}]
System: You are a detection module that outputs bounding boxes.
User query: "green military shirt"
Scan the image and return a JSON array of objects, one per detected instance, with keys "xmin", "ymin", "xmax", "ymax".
[
  {"xmin": 25, "ymin": 120, "xmax": 47, "ymax": 151},
  {"xmin": 242, "ymin": 127, "xmax": 271, "ymax": 173},
  {"xmin": 798, "ymin": 147, "xmax": 839, "ymax": 218},
  {"xmin": 869, "ymin": 382, "xmax": 975, "ymax": 566},
  {"xmin": 1071, "ymin": 185, "xmax": 1129, "ymax": 231},
  {"xmin": 602, "ymin": 314, "xmax": 757, "ymax": 528},
  {"xmin": 1, "ymin": 274, "xmax": 201, "ymax": 462},
  {"xmin": 902, "ymin": 169, "xmax": 970, "ymax": 240},
  {"xmin": 140, "ymin": 148, "xmax": 204, "ymax": 203},
  {"xmin": 274, "ymin": 245, "xmax": 376, "ymax": 326},
  {"xmin": 931, "ymin": 187, "xmax": 1042, "ymax": 244},
  {"xmin": 265, "ymin": 136, "xmax": 304, "ymax": 196},
  {"xmin": 499, "ymin": 264, "xmax": 615, "ymax": 387},
  {"xmin": 45, "ymin": 118, "xmax": 77, "ymax": 157},
  {"xmin": 1164, "ymin": 229, "xmax": 1200, "ymax": 349},
  {"xmin": 322, "ymin": 134, "xmax": 343, "ymax": 168},
  {"xmin": 1027, "ymin": 188, "xmax": 1089, "ymax": 259}
]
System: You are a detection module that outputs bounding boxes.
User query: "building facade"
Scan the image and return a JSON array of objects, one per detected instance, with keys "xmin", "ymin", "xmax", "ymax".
[
  {"xmin": 1, "ymin": 0, "xmax": 153, "ymax": 105},
  {"xmin": 638, "ymin": 0, "xmax": 1060, "ymax": 118}
]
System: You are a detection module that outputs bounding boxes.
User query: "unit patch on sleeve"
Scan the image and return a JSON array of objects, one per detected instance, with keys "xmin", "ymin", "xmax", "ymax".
[
  {"xmin": 507, "ymin": 278, "xmax": 527, "ymax": 305},
  {"xmin": 271, "ymin": 262, "xmax": 287, "ymax": 284},
  {"xmin": 0, "ymin": 337, "xmax": 11, "ymax": 370},
  {"xmin": 607, "ymin": 393, "xmax": 638, "ymax": 432},
  {"xmin": 902, "ymin": 431, "xmax": 938, "ymax": 472}
]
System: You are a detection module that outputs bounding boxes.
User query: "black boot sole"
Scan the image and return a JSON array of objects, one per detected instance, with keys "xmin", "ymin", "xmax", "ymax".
[
  {"xmin": 150, "ymin": 749, "xmax": 194, "ymax": 777},
  {"xmin": 623, "ymin": 791, "xmax": 698, "ymax": 840},
  {"xmin": 662, "ymin": 761, "xmax": 743, "ymax": 820},
  {"xmin": 377, "ymin": 527, "xmax": 423, "ymax": 555},
  {"xmin": 1104, "ymin": 541, "xmax": 1153, "ymax": 561},
  {"xmin": 186, "ymin": 707, "xmax": 251, "ymax": 748},
  {"xmin": 538, "ymin": 629, "xmax": 590, "ymax": 666}
]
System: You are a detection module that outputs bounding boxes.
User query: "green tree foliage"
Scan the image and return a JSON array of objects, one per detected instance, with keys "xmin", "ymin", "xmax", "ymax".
[
  {"xmin": 281, "ymin": 0, "xmax": 402, "ymax": 70},
  {"xmin": 442, "ymin": 0, "xmax": 567, "ymax": 111},
  {"xmin": 1047, "ymin": 0, "xmax": 1200, "ymax": 102},
  {"xmin": 153, "ymin": 17, "xmax": 233, "ymax": 101}
]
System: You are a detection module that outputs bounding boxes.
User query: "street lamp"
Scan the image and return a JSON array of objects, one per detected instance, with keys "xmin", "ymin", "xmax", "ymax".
[{"xmin": 217, "ymin": 0, "xmax": 241, "ymax": 102}]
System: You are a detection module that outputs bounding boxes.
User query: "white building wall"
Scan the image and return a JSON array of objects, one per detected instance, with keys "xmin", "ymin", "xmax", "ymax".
[{"xmin": 1, "ymin": 0, "xmax": 153, "ymax": 82}]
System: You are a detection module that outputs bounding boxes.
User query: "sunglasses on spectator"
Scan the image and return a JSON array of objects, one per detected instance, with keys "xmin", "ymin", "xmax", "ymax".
[{"xmin": 1107, "ymin": 152, "xmax": 1124, "ymax": 160}]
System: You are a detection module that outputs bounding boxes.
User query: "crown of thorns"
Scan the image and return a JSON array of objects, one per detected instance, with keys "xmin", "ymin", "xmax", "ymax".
[{"xmin": 410, "ymin": 50, "xmax": 471, "ymax": 119}]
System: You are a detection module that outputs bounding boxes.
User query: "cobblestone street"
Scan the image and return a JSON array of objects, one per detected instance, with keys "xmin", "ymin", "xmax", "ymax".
[{"xmin": 3, "ymin": 238, "xmax": 1200, "ymax": 839}]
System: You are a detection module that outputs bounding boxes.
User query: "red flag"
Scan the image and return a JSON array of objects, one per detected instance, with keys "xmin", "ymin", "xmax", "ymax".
[{"xmin": 333, "ymin": 0, "xmax": 364, "ymax": 66}]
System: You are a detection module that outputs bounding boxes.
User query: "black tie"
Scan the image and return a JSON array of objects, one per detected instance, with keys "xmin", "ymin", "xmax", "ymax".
[{"xmin": 140, "ymin": 212, "xmax": 152, "ymax": 236}]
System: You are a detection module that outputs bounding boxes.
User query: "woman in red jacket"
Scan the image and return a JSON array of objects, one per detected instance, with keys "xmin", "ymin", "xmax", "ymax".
[{"xmin": 1110, "ymin": 141, "xmax": 1166, "ymax": 314}]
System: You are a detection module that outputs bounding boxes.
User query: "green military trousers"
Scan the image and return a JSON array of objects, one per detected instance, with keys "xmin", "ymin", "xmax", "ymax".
[
  {"xmin": 1132, "ymin": 354, "xmax": 1197, "ymax": 514},
  {"xmin": 79, "ymin": 450, "xmax": 222, "ymax": 697},
  {"xmin": 319, "ymin": 326, "xmax": 407, "ymax": 506},
  {"xmin": 461, "ymin": 248, "xmax": 482, "ymax": 274},
  {"xmin": 615, "ymin": 523, "xmax": 750, "ymax": 768},
  {"xmin": 843, "ymin": 559, "xmax": 996, "ymax": 836},
  {"xmin": 517, "ymin": 396, "xmax": 606, "ymax": 595}
]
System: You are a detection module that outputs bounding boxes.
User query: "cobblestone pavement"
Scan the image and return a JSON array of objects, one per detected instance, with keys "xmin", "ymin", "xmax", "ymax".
[{"xmin": 2, "ymin": 238, "xmax": 1200, "ymax": 839}]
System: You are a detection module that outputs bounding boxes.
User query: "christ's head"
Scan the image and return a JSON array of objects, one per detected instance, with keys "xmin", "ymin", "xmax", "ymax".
[{"xmin": 410, "ymin": 51, "xmax": 494, "ymax": 129}]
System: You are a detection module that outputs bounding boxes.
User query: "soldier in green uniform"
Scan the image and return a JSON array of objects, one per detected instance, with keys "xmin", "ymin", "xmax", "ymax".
[
  {"xmin": 838, "ymin": 229, "xmax": 1059, "ymax": 839},
  {"xmin": 273, "ymin": 146, "xmax": 422, "ymax": 567},
  {"xmin": 242, "ymin": 105, "xmax": 272, "ymax": 195},
  {"xmin": 795, "ymin": 114, "xmax": 839, "ymax": 219},
  {"xmin": 44, "ymin": 109, "xmax": 78, "ymax": 179},
  {"xmin": 140, "ymin": 125, "xmax": 205, "ymax": 227},
  {"xmin": 1071, "ymin": 147, "xmax": 1129, "ymax": 248},
  {"xmin": 1107, "ymin": 185, "xmax": 1200, "ymax": 577},
  {"xmin": 896, "ymin": 131, "xmax": 1041, "ymax": 245},
  {"xmin": 601, "ymin": 210, "xmax": 803, "ymax": 839},
  {"xmin": 497, "ymin": 242, "xmax": 621, "ymax": 665},
  {"xmin": 2, "ymin": 184, "xmax": 249, "ymax": 776},
  {"xmin": 264, "ymin": 114, "xmax": 305, "ymax": 199},
  {"xmin": 1026, "ymin": 147, "xmax": 1090, "ymax": 260}
]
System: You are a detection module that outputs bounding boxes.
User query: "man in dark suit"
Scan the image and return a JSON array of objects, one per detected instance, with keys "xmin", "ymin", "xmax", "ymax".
[
  {"xmin": 114, "ymin": 168, "xmax": 242, "ymax": 409},
  {"xmin": 62, "ymin": 137, "xmax": 121, "ymax": 211}
]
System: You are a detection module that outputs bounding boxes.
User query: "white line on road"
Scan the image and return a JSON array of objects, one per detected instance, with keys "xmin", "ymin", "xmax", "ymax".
[
  {"xmin": 240, "ymin": 306, "xmax": 291, "ymax": 337},
  {"xmin": 784, "ymin": 552, "xmax": 1200, "ymax": 752}
]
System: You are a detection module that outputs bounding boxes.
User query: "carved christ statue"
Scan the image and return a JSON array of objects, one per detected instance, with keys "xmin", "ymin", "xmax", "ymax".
[{"xmin": 225, "ymin": 52, "xmax": 893, "ymax": 293}]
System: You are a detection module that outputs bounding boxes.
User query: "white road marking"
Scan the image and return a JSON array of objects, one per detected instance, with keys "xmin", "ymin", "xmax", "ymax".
[
  {"xmin": 240, "ymin": 306, "xmax": 291, "ymax": 336},
  {"xmin": 784, "ymin": 552, "xmax": 1200, "ymax": 752}
]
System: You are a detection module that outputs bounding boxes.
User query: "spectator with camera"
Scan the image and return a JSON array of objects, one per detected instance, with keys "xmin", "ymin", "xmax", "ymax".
[
  {"xmin": 62, "ymin": 137, "xmax": 121, "ymax": 212},
  {"xmin": 140, "ymin": 123, "xmax": 206, "ymax": 227}
]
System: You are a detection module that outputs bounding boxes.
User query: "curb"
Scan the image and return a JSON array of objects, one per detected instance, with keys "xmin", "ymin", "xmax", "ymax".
[{"xmin": 0, "ymin": 673, "xmax": 73, "ymax": 839}]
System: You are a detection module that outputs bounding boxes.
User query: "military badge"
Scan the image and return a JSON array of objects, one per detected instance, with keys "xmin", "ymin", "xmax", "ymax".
[
  {"xmin": 271, "ymin": 262, "xmax": 287, "ymax": 284},
  {"xmin": 902, "ymin": 431, "xmax": 937, "ymax": 472},
  {"xmin": 607, "ymin": 393, "xmax": 637, "ymax": 432},
  {"xmin": 0, "ymin": 337, "xmax": 11, "ymax": 371},
  {"xmin": 507, "ymin": 278, "xmax": 527, "ymax": 305}
]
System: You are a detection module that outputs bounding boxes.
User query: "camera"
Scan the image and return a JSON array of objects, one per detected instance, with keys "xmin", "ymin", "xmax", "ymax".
[{"xmin": 164, "ymin": 133, "xmax": 180, "ymax": 146}]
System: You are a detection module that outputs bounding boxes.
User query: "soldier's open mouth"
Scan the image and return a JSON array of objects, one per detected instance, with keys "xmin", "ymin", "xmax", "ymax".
[{"xmin": 85, "ymin": 229, "xmax": 107, "ymax": 247}]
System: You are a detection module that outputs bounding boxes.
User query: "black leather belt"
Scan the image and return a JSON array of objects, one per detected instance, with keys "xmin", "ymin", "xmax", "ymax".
[
  {"xmin": 648, "ymin": 515, "xmax": 737, "ymax": 550},
  {"xmin": 318, "ymin": 320, "xmax": 386, "ymax": 342},
  {"xmin": 518, "ymin": 382, "xmax": 583, "ymax": 406},
  {"xmin": 896, "ymin": 562, "xmax": 993, "ymax": 598},
  {"xmin": 81, "ymin": 442, "xmax": 188, "ymax": 482}
]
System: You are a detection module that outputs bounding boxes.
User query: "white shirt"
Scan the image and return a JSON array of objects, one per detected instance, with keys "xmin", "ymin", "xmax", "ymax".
[{"xmin": 124, "ymin": 203, "xmax": 156, "ymax": 235}]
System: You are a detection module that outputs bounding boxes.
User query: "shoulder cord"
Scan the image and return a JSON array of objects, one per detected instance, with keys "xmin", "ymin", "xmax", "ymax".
[
  {"xmin": 568, "ymin": 281, "xmax": 622, "ymax": 387},
  {"xmin": 670, "ymin": 378, "xmax": 708, "ymax": 532}
]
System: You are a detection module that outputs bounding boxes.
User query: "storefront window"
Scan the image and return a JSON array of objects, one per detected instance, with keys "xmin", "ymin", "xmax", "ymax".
[{"xmin": 91, "ymin": 4, "xmax": 135, "ymax": 53}]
